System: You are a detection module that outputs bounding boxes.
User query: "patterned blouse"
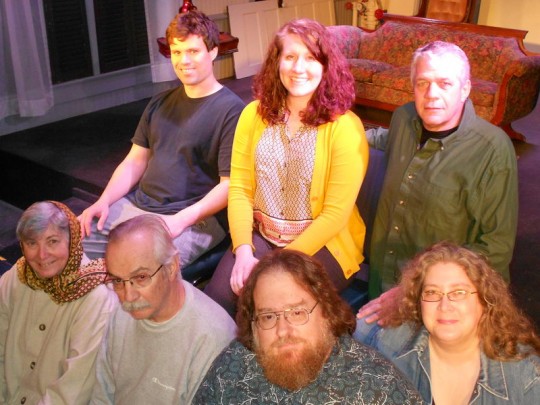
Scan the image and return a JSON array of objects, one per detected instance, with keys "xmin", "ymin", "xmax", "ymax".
[{"xmin": 253, "ymin": 123, "xmax": 317, "ymax": 247}]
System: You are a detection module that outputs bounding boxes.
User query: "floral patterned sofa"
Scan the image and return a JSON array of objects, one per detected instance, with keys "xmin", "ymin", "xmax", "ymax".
[{"xmin": 328, "ymin": 14, "xmax": 540, "ymax": 140}]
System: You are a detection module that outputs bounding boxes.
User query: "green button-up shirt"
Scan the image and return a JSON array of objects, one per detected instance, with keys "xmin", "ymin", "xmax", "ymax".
[{"xmin": 368, "ymin": 100, "xmax": 518, "ymax": 297}]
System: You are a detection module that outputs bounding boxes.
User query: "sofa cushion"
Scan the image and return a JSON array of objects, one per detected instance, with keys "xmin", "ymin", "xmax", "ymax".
[
  {"xmin": 371, "ymin": 66, "xmax": 413, "ymax": 93},
  {"xmin": 470, "ymin": 78, "xmax": 497, "ymax": 108},
  {"xmin": 349, "ymin": 59, "xmax": 395, "ymax": 82}
]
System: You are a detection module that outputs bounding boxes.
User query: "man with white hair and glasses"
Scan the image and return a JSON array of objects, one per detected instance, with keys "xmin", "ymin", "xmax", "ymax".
[{"xmin": 90, "ymin": 214, "xmax": 236, "ymax": 405}]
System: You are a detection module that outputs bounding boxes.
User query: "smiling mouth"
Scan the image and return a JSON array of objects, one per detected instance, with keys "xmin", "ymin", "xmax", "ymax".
[
  {"xmin": 437, "ymin": 319, "xmax": 458, "ymax": 324},
  {"xmin": 38, "ymin": 260, "xmax": 56, "ymax": 269}
]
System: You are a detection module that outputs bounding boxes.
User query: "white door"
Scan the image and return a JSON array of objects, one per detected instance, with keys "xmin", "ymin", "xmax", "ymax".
[{"xmin": 229, "ymin": 0, "xmax": 336, "ymax": 79}]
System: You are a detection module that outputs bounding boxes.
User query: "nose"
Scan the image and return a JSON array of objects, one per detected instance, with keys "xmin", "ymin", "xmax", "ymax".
[
  {"xmin": 179, "ymin": 52, "xmax": 191, "ymax": 64},
  {"xmin": 122, "ymin": 282, "xmax": 139, "ymax": 302},
  {"xmin": 437, "ymin": 294, "xmax": 454, "ymax": 311},
  {"xmin": 275, "ymin": 314, "xmax": 293, "ymax": 338},
  {"xmin": 38, "ymin": 244, "xmax": 49, "ymax": 260},
  {"xmin": 292, "ymin": 57, "xmax": 306, "ymax": 72},
  {"xmin": 425, "ymin": 82, "xmax": 438, "ymax": 99}
]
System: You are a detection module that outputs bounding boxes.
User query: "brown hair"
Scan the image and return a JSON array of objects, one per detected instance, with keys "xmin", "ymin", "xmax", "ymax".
[
  {"xmin": 236, "ymin": 249, "xmax": 356, "ymax": 350},
  {"xmin": 165, "ymin": 10, "xmax": 219, "ymax": 52},
  {"xmin": 381, "ymin": 241, "xmax": 540, "ymax": 361},
  {"xmin": 252, "ymin": 18, "xmax": 355, "ymax": 127}
]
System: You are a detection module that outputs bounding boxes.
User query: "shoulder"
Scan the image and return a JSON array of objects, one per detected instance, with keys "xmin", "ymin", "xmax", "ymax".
[
  {"xmin": 332, "ymin": 336, "xmax": 424, "ymax": 403},
  {"xmin": 501, "ymin": 353, "xmax": 540, "ymax": 393},
  {"xmin": 323, "ymin": 110, "xmax": 363, "ymax": 131},
  {"xmin": 392, "ymin": 102, "xmax": 418, "ymax": 121},
  {"xmin": 239, "ymin": 100, "xmax": 260, "ymax": 118},
  {"xmin": 319, "ymin": 111, "xmax": 367, "ymax": 146},
  {"xmin": 353, "ymin": 320, "xmax": 418, "ymax": 357},
  {"xmin": 209, "ymin": 86, "xmax": 245, "ymax": 112},
  {"xmin": 182, "ymin": 282, "xmax": 237, "ymax": 335},
  {"xmin": 81, "ymin": 284, "xmax": 118, "ymax": 309},
  {"xmin": 0, "ymin": 264, "xmax": 26, "ymax": 307},
  {"xmin": 202, "ymin": 339, "xmax": 252, "ymax": 376}
]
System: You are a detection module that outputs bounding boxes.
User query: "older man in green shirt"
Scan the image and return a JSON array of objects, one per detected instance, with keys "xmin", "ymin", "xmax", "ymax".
[{"xmin": 362, "ymin": 41, "xmax": 518, "ymax": 308}]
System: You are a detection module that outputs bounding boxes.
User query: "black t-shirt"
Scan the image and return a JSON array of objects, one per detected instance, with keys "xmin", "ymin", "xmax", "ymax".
[{"xmin": 127, "ymin": 85, "xmax": 244, "ymax": 216}]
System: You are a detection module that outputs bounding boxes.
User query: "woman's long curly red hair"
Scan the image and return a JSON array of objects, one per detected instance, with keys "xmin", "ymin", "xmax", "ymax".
[
  {"xmin": 252, "ymin": 18, "xmax": 355, "ymax": 127},
  {"xmin": 381, "ymin": 241, "xmax": 540, "ymax": 361}
]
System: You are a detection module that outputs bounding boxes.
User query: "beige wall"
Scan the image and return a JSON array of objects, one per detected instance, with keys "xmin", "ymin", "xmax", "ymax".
[{"xmin": 478, "ymin": 0, "xmax": 540, "ymax": 52}]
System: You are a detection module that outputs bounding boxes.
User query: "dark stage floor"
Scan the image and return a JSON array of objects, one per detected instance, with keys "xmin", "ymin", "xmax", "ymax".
[{"xmin": 1, "ymin": 77, "xmax": 539, "ymax": 332}]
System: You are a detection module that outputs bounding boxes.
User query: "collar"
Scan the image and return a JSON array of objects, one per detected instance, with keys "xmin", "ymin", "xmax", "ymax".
[
  {"xmin": 395, "ymin": 326, "xmax": 511, "ymax": 401},
  {"xmin": 412, "ymin": 99, "xmax": 476, "ymax": 148}
]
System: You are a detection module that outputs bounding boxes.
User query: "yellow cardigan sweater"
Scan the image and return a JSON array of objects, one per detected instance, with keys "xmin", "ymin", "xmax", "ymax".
[{"xmin": 228, "ymin": 101, "xmax": 369, "ymax": 278}]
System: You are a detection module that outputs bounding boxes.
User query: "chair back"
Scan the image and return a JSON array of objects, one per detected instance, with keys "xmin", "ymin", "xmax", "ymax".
[{"xmin": 416, "ymin": 0, "xmax": 481, "ymax": 23}]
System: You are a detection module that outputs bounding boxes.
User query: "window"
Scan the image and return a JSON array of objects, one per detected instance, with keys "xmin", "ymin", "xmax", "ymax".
[{"xmin": 43, "ymin": 0, "xmax": 149, "ymax": 84}]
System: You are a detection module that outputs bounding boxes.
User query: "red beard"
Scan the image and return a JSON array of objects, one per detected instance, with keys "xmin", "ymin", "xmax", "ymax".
[{"xmin": 255, "ymin": 333, "xmax": 335, "ymax": 391}]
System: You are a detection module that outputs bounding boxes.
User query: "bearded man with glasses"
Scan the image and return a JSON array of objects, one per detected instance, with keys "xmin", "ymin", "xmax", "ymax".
[
  {"xmin": 90, "ymin": 214, "xmax": 236, "ymax": 405},
  {"xmin": 193, "ymin": 249, "xmax": 422, "ymax": 404}
]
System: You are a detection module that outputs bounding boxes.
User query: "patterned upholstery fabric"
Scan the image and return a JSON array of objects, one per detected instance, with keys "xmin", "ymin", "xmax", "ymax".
[{"xmin": 328, "ymin": 19, "xmax": 540, "ymax": 131}]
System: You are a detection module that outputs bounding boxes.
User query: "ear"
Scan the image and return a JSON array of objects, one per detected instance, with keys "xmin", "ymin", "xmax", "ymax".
[
  {"xmin": 166, "ymin": 255, "xmax": 181, "ymax": 281},
  {"xmin": 461, "ymin": 79, "xmax": 471, "ymax": 101},
  {"xmin": 209, "ymin": 46, "xmax": 218, "ymax": 61}
]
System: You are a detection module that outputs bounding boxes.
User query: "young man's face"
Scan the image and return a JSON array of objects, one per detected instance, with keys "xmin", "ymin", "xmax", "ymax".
[
  {"xmin": 251, "ymin": 270, "xmax": 335, "ymax": 390},
  {"xmin": 169, "ymin": 34, "xmax": 217, "ymax": 93},
  {"xmin": 413, "ymin": 54, "xmax": 471, "ymax": 132}
]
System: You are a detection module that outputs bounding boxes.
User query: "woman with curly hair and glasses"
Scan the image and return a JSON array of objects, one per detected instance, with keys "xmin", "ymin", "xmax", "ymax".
[
  {"xmin": 354, "ymin": 241, "xmax": 540, "ymax": 405},
  {"xmin": 205, "ymin": 18, "xmax": 369, "ymax": 315}
]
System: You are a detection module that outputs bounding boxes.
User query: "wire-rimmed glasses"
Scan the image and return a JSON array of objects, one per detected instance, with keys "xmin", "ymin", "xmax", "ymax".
[
  {"xmin": 105, "ymin": 264, "xmax": 164, "ymax": 291},
  {"xmin": 421, "ymin": 289, "xmax": 478, "ymax": 302},
  {"xmin": 252, "ymin": 301, "xmax": 319, "ymax": 330}
]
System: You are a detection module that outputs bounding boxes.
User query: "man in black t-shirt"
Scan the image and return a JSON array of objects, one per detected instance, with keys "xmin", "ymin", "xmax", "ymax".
[{"xmin": 79, "ymin": 10, "xmax": 244, "ymax": 267}]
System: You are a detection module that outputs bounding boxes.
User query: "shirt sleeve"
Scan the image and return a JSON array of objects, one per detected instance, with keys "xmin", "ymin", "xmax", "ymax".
[
  {"xmin": 466, "ymin": 139, "xmax": 518, "ymax": 281},
  {"xmin": 366, "ymin": 126, "xmax": 389, "ymax": 150},
  {"xmin": 0, "ymin": 266, "xmax": 16, "ymax": 403},
  {"xmin": 228, "ymin": 102, "xmax": 261, "ymax": 250}
]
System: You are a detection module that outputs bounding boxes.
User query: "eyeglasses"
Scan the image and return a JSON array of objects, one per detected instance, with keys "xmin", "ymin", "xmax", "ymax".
[
  {"xmin": 105, "ymin": 264, "xmax": 164, "ymax": 291},
  {"xmin": 421, "ymin": 289, "xmax": 478, "ymax": 302},
  {"xmin": 252, "ymin": 301, "xmax": 319, "ymax": 330}
]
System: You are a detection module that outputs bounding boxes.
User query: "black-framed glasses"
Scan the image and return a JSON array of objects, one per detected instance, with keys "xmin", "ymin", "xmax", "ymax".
[
  {"xmin": 105, "ymin": 264, "xmax": 164, "ymax": 291},
  {"xmin": 421, "ymin": 289, "xmax": 478, "ymax": 302},
  {"xmin": 252, "ymin": 301, "xmax": 319, "ymax": 330}
]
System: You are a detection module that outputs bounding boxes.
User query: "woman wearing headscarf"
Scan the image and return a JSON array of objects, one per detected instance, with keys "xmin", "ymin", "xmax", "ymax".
[{"xmin": 0, "ymin": 201, "xmax": 117, "ymax": 404}]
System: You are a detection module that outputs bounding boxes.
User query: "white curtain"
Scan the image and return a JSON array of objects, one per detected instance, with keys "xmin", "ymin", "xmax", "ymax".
[
  {"xmin": 0, "ymin": 0, "xmax": 53, "ymax": 120},
  {"xmin": 144, "ymin": 0, "xmax": 179, "ymax": 83}
]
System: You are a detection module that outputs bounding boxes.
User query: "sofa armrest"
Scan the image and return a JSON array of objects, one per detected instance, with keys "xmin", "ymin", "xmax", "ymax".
[
  {"xmin": 491, "ymin": 55, "xmax": 540, "ymax": 125},
  {"xmin": 327, "ymin": 25, "xmax": 364, "ymax": 59}
]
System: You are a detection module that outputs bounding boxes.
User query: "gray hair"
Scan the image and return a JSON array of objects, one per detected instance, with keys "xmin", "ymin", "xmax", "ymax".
[
  {"xmin": 16, "ymin": 201, "xmax": 69, "ymax": 242},
  {"xmin": 410, "ymin": 41, "xmax": 471, "ymax": 85},
  {"xmin": 107, "ymin": 214, "xmax": 179, "ymax": 267}
]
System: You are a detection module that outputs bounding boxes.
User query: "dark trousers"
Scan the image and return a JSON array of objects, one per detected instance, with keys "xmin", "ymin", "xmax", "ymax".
[{"xmin": 204, "ymin": 231, "xmax": 353, "ymax": 317}]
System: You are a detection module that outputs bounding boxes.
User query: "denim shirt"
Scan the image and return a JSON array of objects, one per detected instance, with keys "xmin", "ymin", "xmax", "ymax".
[{"xmin": 353, "ymin": 320, "xmax": 540, "ymax": 404}]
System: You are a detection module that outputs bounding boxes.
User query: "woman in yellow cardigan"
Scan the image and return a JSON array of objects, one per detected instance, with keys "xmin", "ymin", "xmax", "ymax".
[{"xmin": 205, "ymin": 18, "xmax": 369, "ymax": 315}]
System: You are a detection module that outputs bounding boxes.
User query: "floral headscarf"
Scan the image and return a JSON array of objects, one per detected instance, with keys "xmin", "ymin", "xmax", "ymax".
[{"xmin": 17, "ymin": 201, "xmax": 107, "ymax": 304}]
